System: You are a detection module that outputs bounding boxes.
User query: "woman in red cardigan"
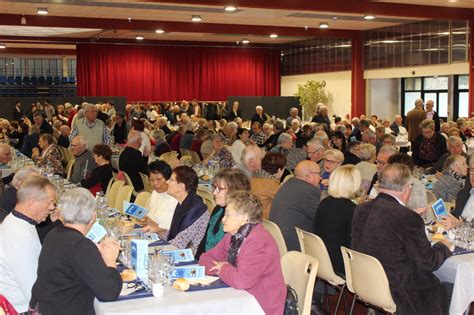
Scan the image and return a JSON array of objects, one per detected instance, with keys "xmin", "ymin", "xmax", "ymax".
[{"xmin": 199, "ymin": 191, "xmax": 286, "ymax": 314}]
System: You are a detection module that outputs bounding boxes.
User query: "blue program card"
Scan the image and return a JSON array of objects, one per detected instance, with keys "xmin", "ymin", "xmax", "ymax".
[
  {"xmin": 432, "ymin": 198, "xmax": 449, "ymax": 220},
  {"xmin": 124, "ymin": 201, "xmax": 149, "ymax": 219},
  {"xmin": 161, "ymin": 248, "xmax": 194, "ymax": 263},
  {"xmin": 86, "ymin": 221, "xmax": 107, "ymax": 243},
  {"xmin": 171, "ymin": 265, "xmax": 205, "ymax": 280}
]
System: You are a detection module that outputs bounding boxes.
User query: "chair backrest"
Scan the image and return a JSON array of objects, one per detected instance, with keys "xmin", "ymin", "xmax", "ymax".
[
  {"xmin": 139, "ymin": 172, "xmax": 152, "ymax": 193},
  {"xmin": 119, "ymin": 170, "xmax": 134, "ymax": 188},
  {"xmin": 426, "ymin": 189, "xmax": 437, "ymax": 204},
  {"xmin": 190, "ymin": 150, "xmax": 202, "ymax": 164},
  {"xmin": 65, "ymin": 159, "xmax": 75, "ymax": 181},
  {"xmin": 296, "ymin": 228, "xmax": 345, "ymax": 286},
  {"xmin": 263, "ymin": 219, "xmax": 288, "ymax": 258},
  {"xmin": 281, "ymin": 174, "xmax": 293, "ymax": 186},
  {"xmin": 160, "ymin": 151, "xmax": 180, "ymax": 168},
  {"xmin": 180, "ymin": 155, "xmax": 194, "ymax": 167},
  {"xmin": 114, "ymin": 185, "xmax": 134, "ymax": 213},
  {"xmin": 135, "ymin": 191, "xmax": 151, "ymax": 208},
  {"xmin": 281, "ymin": 251, "xmax": 319, "ymax": 315},
  {"xmin": 196, "ymin": 187, "xmax": 216, "ymax": 212},
  {"xmin": 106, "ymin": 180, "xmax": 125, "ymax": 208},
  {"xmin": 180, "ymin": 148, "xmax": 191, "ymax": 156},
  {"xmin": 340, "ymin": 247, "xmax": 396, "ymax": 313}
]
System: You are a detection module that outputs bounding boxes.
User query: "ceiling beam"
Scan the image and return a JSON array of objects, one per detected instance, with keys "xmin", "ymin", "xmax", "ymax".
[
  {"xmin": 0, "ymin": 48, "xmax": 76, "ymax": 55},
  {"xmin": 141, "ymin": 0, "xmax": 474, "ymax": 20},
  {"xmin": 0, "ymin": 14, "xmax": 355, "ymax": 39}
]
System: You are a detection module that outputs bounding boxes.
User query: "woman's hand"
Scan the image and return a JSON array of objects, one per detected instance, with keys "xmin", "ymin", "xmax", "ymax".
[
  {"xmin": 321, "ymin": 179, "xmax": 329, "ymax": 187},
  {"xmin": 141, "ymin": 217, "xmax": 167, "ymax": 236},
  {"xmin": 98, "ymin": 237, "xmax": 121, "ymax": 268},
  {"xmin": 31, "ymin": 147, "xmax": 40, "ymax": 159},
  {"xmin": 209, "ymin": 261, "xmax": 228, "ymax": 275}
]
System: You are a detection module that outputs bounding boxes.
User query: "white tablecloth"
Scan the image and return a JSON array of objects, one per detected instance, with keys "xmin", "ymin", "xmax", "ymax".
[
  {"xmin": 94, "ymin": 286, "xmax": 264, "ymax": 315},
  {"xmin": 434, "ymin": 253, "xmax": 474, "ymax": 315}
]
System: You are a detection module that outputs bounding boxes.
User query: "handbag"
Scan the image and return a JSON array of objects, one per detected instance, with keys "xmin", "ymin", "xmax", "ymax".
[{"xmin": 284, "ymin": 285, "xmax": 299, "ymax": 315}]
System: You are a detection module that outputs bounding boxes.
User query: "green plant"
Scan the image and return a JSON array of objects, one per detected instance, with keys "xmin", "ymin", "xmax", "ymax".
[{"xmin": 294, "ymin": 80, "xmax": 333, "ymax": 120}]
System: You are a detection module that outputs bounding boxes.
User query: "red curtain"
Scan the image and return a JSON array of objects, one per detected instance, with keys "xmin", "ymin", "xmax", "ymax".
[{"xmin": 76, "ymin": 44, "xmax": 280, "ymax": 101}]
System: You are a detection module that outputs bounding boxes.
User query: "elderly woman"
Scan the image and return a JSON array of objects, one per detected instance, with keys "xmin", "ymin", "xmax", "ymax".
[
  {"xmin": 271, "ymin": 132, "xmax": 306, "ymax": 171},
  {"xmin": 153, "ymin": 129, "xmax": 172, "ymax": 158},
  {"xmin": 30, "ymin": 188, "xmax": 122, "ymax": 314},
  {"xmin": 166, "ymin": 166, "xmax": 210, "ymax": 253},
  {"xmin": 314, "ymin": 165, "xmax": 361, "ymax": 276},
  {"xmin": 81, "ymin": 144, "xmax": 114, "ymax": 194},
  {"xmin": 433, "ymin": 155, "xmax": 467, "ymax": 202},
  {"xmin": 230, "ymin": 128, "xmax": 249, "ymax": 163},
  {"xmin": 190, "ymin": 128, "xmax": 207, "ymax": 160},
  {"xmin": 412, "ymin": 119, "xmax": 448, "ymax": 167},
  {"xmin": 355, "ymin": 143, "xmax": 377, "ymax": 192},
  {"xmin": 251, "ymin": 152, "xmax": 286, "ymax": 219},
  {"xmin": 320, "ymin": 149, "xmax": 344, "ymax": 198},
  {"xmin": 343, "ymin": 141, "xmax": 361, "ymax": 165},
  {"xmin": 330, "ymin": 131, "xmax": 346, "ymax": 152},
  {"xmin": 199, "ymin": 191, "xmax": 286, "ymax": 314},
  {"xmin": 196, "ymin": 169, "xmax": 250, "ymax": 258},
  {"xmin": 31, "ymin": 133, "xmax": 64, "ymax": 176},
  {"xmin": 203, "ymin": 133, "xmax": 234, "ymax": 169}
]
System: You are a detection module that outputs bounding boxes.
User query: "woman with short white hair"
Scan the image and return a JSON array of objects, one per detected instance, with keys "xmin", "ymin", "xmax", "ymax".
[
  {"xmin": 30, "ymin": 188, "xmax": 122, "ymax": 314},
  {"xmin": 355, "ymin": 143, "xmax": 377, "ymax": 192}
]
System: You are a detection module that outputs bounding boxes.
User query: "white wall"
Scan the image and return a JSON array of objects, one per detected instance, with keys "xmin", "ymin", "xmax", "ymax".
[
  {"xmin": 281, "ymin": 71, "xmax": 352, "ymax": 119},
  {"xmin": 367, "ymin": 78, "xmax": 400, "ymax": 120}
]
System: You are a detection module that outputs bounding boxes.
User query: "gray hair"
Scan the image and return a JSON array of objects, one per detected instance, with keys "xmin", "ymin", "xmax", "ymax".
[
  {"xmin": 127, "ymin": 130, "xmax": 142, "ymax": 145},
  {"xmin": 17, "ymin": 176, "xmax": 56, "ymax": 204},
  {"xmin": 211, "ymin": 133, "xmax": 226, "ymax": 142},
  {"xmin": 60, "ymin": 188, "xmax": 96, "ymax": 225},
  {"xmin": 419, "ymin": 119, "xmax": 435, "ymax": 130},
  {"xmin": 277, "ymin": 132, "xmax": 293, "ymax": 145},
  {"xmin": 83, "ymin": 103, "xmax": 96, "ymax": 112},
  {"xmin": 335, "ymin": 124, "xmax": 346, "ymax": 134},
  {"xmin": 11, "ymin": 167, "xmax": 40, "ymax": 189},
  {"xmin": 227, "ymin": 122, "xmax": 238, "ymax": 131},
  {"xmin": 152, "ymin": 129, "xmax": 166, "ymax": 143},
  {"xmin": 241, "ymin": 144, "xmax": 262, "ymax": 162},
  {"xmin": 307, "ymin": 138, "xmax": 325, "ymax": 150},
  {"xmin": 358, "ymin": 143, "xmax": 376, "ymax": 161},
  {"xmin": 364, "ymin": 129, "xmax": 376, "ymax": 139},
  {"xmin": 73, "ymin": 135, "xmax": 88, "ymax": 146},
  {"xmin": 447, "ymin": 135, "xmax": 462, "ymax": 147},
  {"xmin": 444, "ymin": 154, "xmax": 466, "ymax": 170},
  {"xmin": 378, "ymin": 163, "xmax": 412, "ymax": 192},
  {"xmin": 352, "ymin": 117, "xmax": 360, "ymax": 127},
  {"xmin": 378, "ymin": 145, "xmax": 399, "ymax": 156}
]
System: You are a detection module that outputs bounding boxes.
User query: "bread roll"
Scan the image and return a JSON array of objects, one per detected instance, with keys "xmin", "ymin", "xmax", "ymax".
[
  {"xmin": 120, "ymin": 269, "xmax": 137, "ymax": 282},
  {"xmin": 172, "ymin": 278, "xmax": 190, "ymax": 291},
  {"xmin": 432, "ymin": 233, "xmax": 444, "ymax": 242}
]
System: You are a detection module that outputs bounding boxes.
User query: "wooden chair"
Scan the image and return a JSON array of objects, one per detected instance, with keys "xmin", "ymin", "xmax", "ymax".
[
  {"xmin": 114, "ymin": 185, "xmax": 134, "ymax": 213},
  {"xmin": 139, "ymin": 172, "xmax": 152, "ymax": 193},
  {"xmin": 263, "ymin": 219, "xmax": 288, "ymax": 258},
  {"xmin": 65, "ymin": 159, "xmax": 75, "ymax": 181},
  {"xmin": 135, "ymin": 191, "xmax": 151, "ymax": 208},
  {"xmin": 106, "ymin": 180, "xmax": 125, "ymax": 208}
]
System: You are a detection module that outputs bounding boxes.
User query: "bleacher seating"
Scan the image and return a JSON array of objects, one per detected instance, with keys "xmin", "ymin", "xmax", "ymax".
[
  {"xmin": 30, "ymin": 76, "xmax": 38, "ymax": 85},
  {"xmin": 38, "ymin": 76, "xmax": 45, "ymax": 85},
  {"xmin": 14, "ymin": 76, "xmax": 22, "ymax": 84},
  {"xmin": 6, "ymin": 76, "xmax": 14, "ymax": 84},
  {"xmin": 0, "ymin": 76, "xmax": 6, "ymax": 85},
  {"xmin": 53, "ymin": 76, "xmax": 61, "ymax": 84},
  {"xmin": 22, "ymin": 76, "xmax": 30, "ymax": 85},
  {"xmin": 0, "ymin": 75, "xmax": 77, "ymax": 97}
]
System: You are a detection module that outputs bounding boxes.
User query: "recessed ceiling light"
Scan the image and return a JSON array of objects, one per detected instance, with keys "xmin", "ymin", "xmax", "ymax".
[
  {"xmin": 191, "ymin": 15, "xmax": 202, "ymax": 22},
  {"xmin": 0, "ymin": 43, "xmax": 6, "ymax": 49},
  {"xmin": 269, "ymin": 34, "xmax": 278, "ymax": 38},
  {"xmin": 37, "ymin": 8, "xmax": 49, "ymax": 15},
  {"xmin": 364, "ymin": 14, "xmax": 375, "ymax": 20},
  {"xmin": 332, "ymin": 16, "xmax": 338, "ymax": 20},
  {"xmin": 241, "ymin": 38, "xmax": 250, "ymax": 44},
  {"xmin": 382, "ymin": 40, "xmax": 398, "ymax": 44},
  {"xmin": 319, "ymin": 22, "xmax": 329, "ymax": 29},
  {"xmin": 224, "ymin": 5, "xmax": 237, "ymax": 12},
  {"xmin": 136, "ymin": 35, "xmax": 144, "ymax": 40},
  {"xmin": 155, "ymin": 29, "xmax": 165, "ymax": 34}
]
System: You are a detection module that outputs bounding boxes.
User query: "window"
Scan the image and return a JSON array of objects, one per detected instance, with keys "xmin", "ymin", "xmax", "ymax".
[
  {"xmin": 401, "ymin": 76, "xmax": 449, "ymax": 118},
  {"xmin": 454, "ymin": 75, "xmax": 469, "ymax": 119}
]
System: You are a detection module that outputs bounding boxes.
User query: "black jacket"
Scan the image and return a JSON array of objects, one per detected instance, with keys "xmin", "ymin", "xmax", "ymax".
[{"xmin": 118, "ymin": 146, "xmax": 148, "ymax": 191}]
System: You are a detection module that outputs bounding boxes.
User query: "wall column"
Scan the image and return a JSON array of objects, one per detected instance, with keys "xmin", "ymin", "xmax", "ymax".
[
  {"xmin": 469, "ymin": 21, "xmax": 474, "ymax": 117},
  {"xmin": 351, "ymin": 31, "xmax": 366, "ymax": 118}
]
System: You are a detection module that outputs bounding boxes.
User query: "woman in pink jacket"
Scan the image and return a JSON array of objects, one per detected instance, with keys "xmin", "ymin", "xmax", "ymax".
[{"xmin": 199, "ymin": 191, "xmax": 286, "ymax": 314}]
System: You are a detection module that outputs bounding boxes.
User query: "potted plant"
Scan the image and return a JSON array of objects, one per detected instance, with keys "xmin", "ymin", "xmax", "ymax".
[{"xmin": 294, "ymin": 80, "xmax": 332, "ymax": 121}]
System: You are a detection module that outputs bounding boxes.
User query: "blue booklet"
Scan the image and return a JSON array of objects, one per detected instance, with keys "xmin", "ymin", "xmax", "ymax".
[
  {"xmin": 124, "ymin": 201, "xmax": 149, "ymax": 219},
  {"xmin": 86, "ymin": 221, "xmax": 107, "ymax": 243},
  {"xmin": 162, "ymin": 248, "xmax": 194, "ymax": 263},
  {"xmin": 171, "ymin": 265, "xmax": 205, "ymax": 280},
  {"xmin": 431, "ymin": 198, "xmax": 449, "ymax": 220}
]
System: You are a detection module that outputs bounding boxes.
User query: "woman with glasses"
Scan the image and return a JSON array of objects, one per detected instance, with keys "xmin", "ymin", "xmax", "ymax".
[
  {"xmin": 412, "ymin": 119, "xmax": 447, "ymax": 167},
  {"xmin": 433, "ymin": 155, "xmax": 468, "ymax": 202},
  {"xmin": 320, "ymin": 149, "xmax": 344, "ymax": 199},
  {"xmin": 195, "ymin": 169, "xmax": 250, "ymax": 259},
  {"xmin": 166, "ymin": 166, "xmax": 209, "ymax": 253},
  {"xmin": 202, "ymin": 133, "xmax": 234, "ymax": 169},
  {"xmin": 199, "ymin": 191, "xmax": 286, "ymax": 315}
]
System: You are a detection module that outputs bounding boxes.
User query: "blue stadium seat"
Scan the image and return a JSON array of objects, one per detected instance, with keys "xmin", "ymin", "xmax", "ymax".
[
  {"xmin": 38, "ymin": 76, "xmax": 45, "ymax": 85},
  {"xmin": 53, "ymin": 76, "xmax": 61, "ymax": 84},
  {"xmin": 68, "ymin": 76, "xmax": 76, "ymax": 84},
  {"xmin": 15, "ymin": 76, "xmax": 22, "ymax": 84},
  {"xmin": 22, "ymin": 76, "xmax": 30, "ymax": 84},
  {"xmin": 46, "ymin": 76, "xmax": 53, "ymax": 85},
  {"xmin": 61, "ymin": 76, "xmax": 68, "ymax": 84},
  {"xmin": 0, "ymin": 76, "xmax": 6, "ymax": 84},
  {"xmin": 6, "ymin": 76, "xmax": 14, "ymax": 84},
  {"xmin": 30, "ymin": 76, "xmax": 38, "ymax": 85}
]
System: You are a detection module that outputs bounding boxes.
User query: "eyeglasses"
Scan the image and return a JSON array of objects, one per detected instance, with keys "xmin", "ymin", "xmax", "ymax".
[
  {"xmin": 213, "ymin": 185, "xmax": 228, "ymax": 193},
  {"xmin": 324, "ymin": 159, "xmax": 339, "ymax": 165},
  {"xmin": 376, "ymin": 160, "xmax": 387, "ymax": 166},
  {"xmin": 223, "ymin": 212, "xmax": 241, "ymax": 218}
]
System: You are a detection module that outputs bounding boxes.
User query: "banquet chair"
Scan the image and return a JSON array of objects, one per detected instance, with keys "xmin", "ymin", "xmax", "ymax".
[
  {"xmin": 135, "ymin": 191, "xmax": 151, "ymax": 208},
  {"xmin": 263, "ymin": 219, "xmax": 288, "ymax": 258},
  {"xmin": 296, "ymin": 228, "xmax": 348, "ymax": 315},
  {"xmin": 281, "ymin": 251, "xmax": 319, "ymax": 315},
  {"xmin": 119, "ymin": 170, "xmax": 138, "ymax": 196},
  {"xmin": 281, "ymin": 174, "xmax": 294, "ymax": 186},
  {"xmin": 105, "ymin": 174, "xmax": 117, "ymax": 195},
  {"xmin": 160, "ymin": 151, "xmax": 180, "ymax": 168},
  {"xmin": 180, "ymin": 155, "xmax": 194, "ymax": 167},
  {"xmin": 65, "ymin": 159, "xmax": 75, "ymax": 181},
  {"xmin": 139, "ymin": 172, "xmax": 152, "ymax": 193},
  {"xmin": 114, "ymin": 185, "xmax": 134, "ymax": 213},
  {"xmin": 180, "ymin": 148, "xmax": 191, "ymax": 156},
  {"xmin": 106, "ymin": 180, "xmax": 125, "ymax": 208},
  {"xmin": 190, "ymin": 150, "xmax": 202, "ymax": 164},
  {"xmin": 340, "ymin": 247, "xmax": 396, "ymax": 315}
]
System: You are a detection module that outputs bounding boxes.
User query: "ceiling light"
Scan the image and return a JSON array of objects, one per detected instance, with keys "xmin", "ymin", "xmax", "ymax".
[
  {"xmin": 191, "ymin": 15, "xmax": 202, "ymax": 22},
  {"xmin": 319, "ymin": 22, "xmax": 329, "ymax": 29},
  {"xmin": 364, "ymin": 14, "xmax": 375, "ymax": 20},
  {"xmin": 0, "ymin": 43, "xmax": 5, "ymax": 49},
  {"xmin": 241, "ymin": 38, "xmax": 250, "ymax": 44},
  {"xmin": 224, "ymin": 5, "xmax": 237, "ymax": 12},
  {"xmin": 136, "ymin": 35, "xmax": 144, "ymax": 40},
  {"xmin": 269, "ymin": 34, "xmax": 278, "ymax": 38},
  {"xmin": 332, "ymin": 16, "xmax": 338, "ymax": 20},
  {"xmin": 37, "ymin": 8, "xmax": 49, "ymax": 15},
  {"xmin": 382, "ymin": 40, "xmax": 398, "ymax": 44},
  {"xmin": 20, "ymin": 15, "xmax": 27, "ymax": 25},
  {"xmin": 155, "ymin": 29, "xmax": 165, "ymax": 34}
]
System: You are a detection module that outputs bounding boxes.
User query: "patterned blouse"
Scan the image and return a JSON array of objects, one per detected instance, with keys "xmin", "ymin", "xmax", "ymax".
[
  {"xmin": 167, "ymin": 211, "xmax": 210, "ymax": 254},
  {"xmin": 208, "ymin": 148, "xmax": 234, "ymax": 169},
  {"xmin": 33, "ymin": 144, "xmax": 64, "ymax": 176}
]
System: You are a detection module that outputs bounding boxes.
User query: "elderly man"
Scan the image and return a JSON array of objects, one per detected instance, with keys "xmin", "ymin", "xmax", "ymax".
[
  {"xmin": 112, "ymin": 112, "xmax": 128, "ymax": 144},
  {"xmin": 406, "ymin": 98, "xmax": 427, "ymax": 146},
  {"xmin": 223, "ymin": 121, "xmax": 238, "ymax": 144},
  {"xmin": 33, "ymin": 111, "xmax": 53, "ymax": 135},
  {"xmin": 0, "ymin": 177, "xmax": 57, "ymax": 313},
  {"xmin": 263, "ymin": 120, "xmax": 285, "ymax": 151},
  {"xmin": 352, "ymin": 163, "xmax": 452, "ymax": 315},
  {"xmin": 64, "ymin": 103, "xmax": 76, "ymax": 128},
  {"xmin": 390, "ymin": 115, "xmax": 407, "ymax": 136},
  {"xmin": 306, "ymin": 138, "xmax": 325, "ymax": 167},
  {"xmin": 286, "ymin": 107, "xmax": 301, "ymax": 127},
  {"xmin": 70, "ymin": 103, "xmax": 111, "ymax": 149},
  {"xmin": 0, "ymin": 167, "xmax": 40, "ymax": 213},
  {"xmin": 311, "ymin": 104, "xmax": 330, "ymax": 131},
  {"xmin": 227, "ymin": 101, "xmax": 241, "ymax": 122},
  {"xmin": 426, "ymin": 135, "xmax": 469, "ymax": 175},
  {"xmin": 368, "ymin": 145, "xmax": 398, "ymax": 194},
  {"xmin": 69, "ymin": 136, "xmax": 96, "ymax": 184},
  {"xmin": 0, "ymin": 143, "xmax": 14, "ymax": 194},
  {"xmin": 156, "ymin": 116, "xmax": 171, "ymax": 135},
  {"xmin": 250, "ymin": 122, "xmax": 266, "ymax": 147},
  {"xmin": 119, "ymin": 130, "xmax": 148, "ymax": 191},
  {"xmin": 251, "ymin": 105, "xmax": 268, "ymax": 126},
  {"xmin": 425, "ymin": 99, "xmax": 440, "ymax": 132},
  {"xmin": 269, "ymin": 160, "xmax": 321, "ymax": 251},
  {"xmin": 57, "ymin": 125, "xmax": 70, "ymax": 148},
  {"xmin": 233, "ymin": 144, "xmax": 263, "ymax": 179}
]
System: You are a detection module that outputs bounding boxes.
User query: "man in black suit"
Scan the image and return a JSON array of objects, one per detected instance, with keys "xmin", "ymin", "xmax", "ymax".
[
  {"xmin": 227, "ymin": 101, "xmax": 242, "ymax": 122},
  {"xmin": 12, "ymin": 101, "xmax": 24, "ymax": 121},
  {"xmin": 250, "ymin": 105, "xmax": 268, "ymax": 126},
  {"xmin": 425, "ymin": 99, "xmax": 440, "ymax": 132},
  {"xmin": 352, "ymin": 163, "xmax": 452, "ymax": 315},
  {"xmin": 118, "ymin": 130, "xmax": 148, "ymax": 192},
  {"xmin": 311, "ymin": 104, "xmax": 331, "ymax": 131}
]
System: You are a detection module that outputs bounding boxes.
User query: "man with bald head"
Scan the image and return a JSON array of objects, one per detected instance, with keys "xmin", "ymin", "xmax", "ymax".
[
  {"xmin": 57, "ymin": 125, "xmax": 70, "ymax": 148},
  {"xmin": 269, "ymin": 160, "xmax": 321, "ymax": 251},
  {"xmin": 69, "ymin": 136, "xmax": 96, "ymax": 184},
  {"xmin": 233, "ymin": 144, "xmax": 263, "ymax": 179},
  {"xmin": 119, "ymin": 130, "xmax": 148, "ymax": 191},
  {"xmin": 406, "ymin": 98, "xmax": 427, "ymax": 145}
]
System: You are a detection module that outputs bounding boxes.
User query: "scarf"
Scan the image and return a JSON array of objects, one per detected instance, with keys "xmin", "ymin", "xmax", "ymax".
[
  {"xmin": 448, "ymin": 169, "xmax": 466, "ymax": 188},
  {"xmin": 228, "ymin": 223, "xmax": 257, "ymax": 267},
  {"xmin": 167, "ymin": 192, "xmax": 207, "ymax": 241}
]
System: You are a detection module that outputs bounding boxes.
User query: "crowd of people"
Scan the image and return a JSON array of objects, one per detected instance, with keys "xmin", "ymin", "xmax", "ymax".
[{"xmin": 0, "ymin": 97, "xmax": 472, "ymax": 314}]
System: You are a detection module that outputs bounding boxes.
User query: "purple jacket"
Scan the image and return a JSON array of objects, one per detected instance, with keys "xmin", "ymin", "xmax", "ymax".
[{"xmin": 199, "ymin": 223, "xmax": 286, "ymax": 315}]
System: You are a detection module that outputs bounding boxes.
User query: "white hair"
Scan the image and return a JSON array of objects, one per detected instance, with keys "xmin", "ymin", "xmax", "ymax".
[
  {"xmin": 277, "ymin": 132, "xmax": 293, "ymax": 144},
  {"xmin": 227, "ymin": 122, "xmax": 238, "ymax": 131},
  {"xmin": 60, "ymin": 188, "xmax": 96, "ymax": 225},
  {"xmin": 11, "ymin": 167, "xmax": 40, "ymax": 189},
  {"xmin": 127, "ymin": 130, "xmax": 142, "ymax": 145},
  {"xmin": 255, "ymin": 105, "xmax": 263, "ymax": 111},
  {"xmin": 73, "ymin": 135, "xmax": 88, "ymax": 146}
]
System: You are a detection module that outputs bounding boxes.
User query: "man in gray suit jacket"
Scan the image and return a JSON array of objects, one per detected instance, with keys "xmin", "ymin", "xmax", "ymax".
[{"xmin": 269, "ymin": 160, "xmax": 321, "ymax": 251}]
